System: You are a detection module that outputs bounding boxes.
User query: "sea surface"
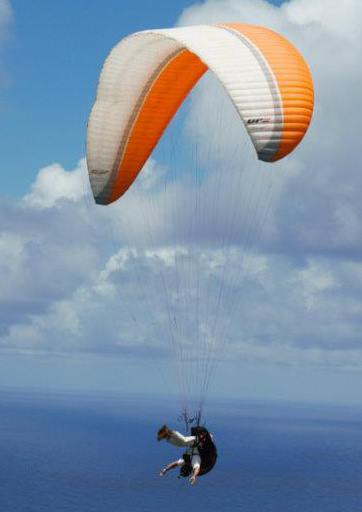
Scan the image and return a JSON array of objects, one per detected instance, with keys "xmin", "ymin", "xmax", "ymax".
[{"xmin": 1, "ymin": 389, "xmax": 362, "ymax": 512}]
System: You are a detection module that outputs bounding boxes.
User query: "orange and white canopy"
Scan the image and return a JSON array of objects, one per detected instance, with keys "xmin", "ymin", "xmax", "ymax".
[{"xmin": 86, "ymin": 24, "xmax": 314, "ymax": 205}]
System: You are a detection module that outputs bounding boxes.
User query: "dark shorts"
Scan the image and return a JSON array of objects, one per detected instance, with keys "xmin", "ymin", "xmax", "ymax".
[{"xmin": 180, "ymin": 450, "xmax": 217, "ymax": 477}]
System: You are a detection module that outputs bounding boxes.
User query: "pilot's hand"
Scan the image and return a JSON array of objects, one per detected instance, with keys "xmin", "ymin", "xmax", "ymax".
[{"xmin": 189, "ymin": 475, "xmax": 197, "ymax": 485}]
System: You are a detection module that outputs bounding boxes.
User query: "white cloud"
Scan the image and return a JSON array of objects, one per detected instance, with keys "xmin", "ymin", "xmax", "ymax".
[
  {"xmin": 136, "ymin": 158, "xmax": 167, "ymax": 191},
  {"xmin": 292, "ymin": 260, "xmax": 337, "ymax": 310},
  {"xmin": 284, "ymin": 0, "xmax": 362, "ymax": 41},
  {"xmin": 0, "ymin": 232, "xmax": 27, "ymax": 275},
  {"xmin": 145, "ymin": 247, "xmax": 188, "ymax": 267},
  {"xmin": 179, "ymin": 0, "xmax": 285, "ymax": 28},
  {"xmin": 23, "ymin": 159, "xmax": 87, "ymax": 209}
]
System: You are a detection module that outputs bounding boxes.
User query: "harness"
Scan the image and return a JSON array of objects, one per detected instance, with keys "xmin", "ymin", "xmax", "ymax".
[{"xmin": 179, "ymin": 427, "xmax": 218, "ymax": 478}]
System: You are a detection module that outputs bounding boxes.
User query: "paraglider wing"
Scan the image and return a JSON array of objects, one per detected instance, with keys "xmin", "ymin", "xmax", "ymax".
[{"xmin": 86, "ymin": 24, "xmax": 314, "ymax": 205}]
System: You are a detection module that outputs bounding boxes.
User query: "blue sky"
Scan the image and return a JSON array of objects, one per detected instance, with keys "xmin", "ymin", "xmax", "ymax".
[
  {"xmin": 1, "ymin": 0, "xmax": 362, "ymax": 408},
  {"xmin": 2, "ymin": 0, "xmax": 198, "ymax": 196}
]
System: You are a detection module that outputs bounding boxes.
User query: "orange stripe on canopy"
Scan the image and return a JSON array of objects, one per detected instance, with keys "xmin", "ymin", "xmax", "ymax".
[
  {"xmin": 222, "ymin": 23, "xmax": 314, "ymax": 161},
  {"xmin": 109, "ymin": 50, "xmax": 207, "ymax": 203}
]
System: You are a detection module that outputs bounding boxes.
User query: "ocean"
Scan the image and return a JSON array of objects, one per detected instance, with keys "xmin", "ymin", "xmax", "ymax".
[{"xmin": 1, "ymin": 389, "xmax": 362, "ymax": 511}]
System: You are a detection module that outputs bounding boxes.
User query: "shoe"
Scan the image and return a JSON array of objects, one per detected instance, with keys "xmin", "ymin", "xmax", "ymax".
[{"xmin": 157, "ymin": 425, "xmax": 171, "ymax": 441}]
